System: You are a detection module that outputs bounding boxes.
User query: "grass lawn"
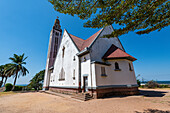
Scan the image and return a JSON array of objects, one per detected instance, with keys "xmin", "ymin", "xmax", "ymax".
[
  {"xmin": 139, "ymin": 88, "xmax": 170, "ymax": 90},
  {"xmin": 0, "ymin": 91, "xmax": 17, "ymax": 97}
]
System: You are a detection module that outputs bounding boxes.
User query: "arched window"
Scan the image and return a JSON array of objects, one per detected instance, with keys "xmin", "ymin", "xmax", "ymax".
[
  {"xmin": 84, "ymin": 57, "xmax": 86, "ymax": 62},
  {"xmin": 129, "ymin": 63, "xmax": 133, "ymax": 71},
  {"xmin": 73, "ymin": 69, "xmax": 75, "ymax": 80},
  {"xmin": 101, "ymin": 67, "xmax": 107, "ymax": 76},
  {"xmin": 55, "ymin": 32, "xmax": 59, "ymax": 36},
  {"xmin": 53, "ymin": 37, "xmax": 58, "ymax": 58},
  {"xmin": 115, "ymin": 62, "xmax": 119, "ymax": 69},
  {"xmin": 62, "ymin": 46, "xmax": 65, "ymax": 58},
  {"xmin": 73, "ymin": 56, "xmax": 76, "ymax": 61},
  {"xmin": 115, "ymin": 62, "xmax": 121, "ymax": 71},
  {"xmin": 59, "ymin": 67, "xmax": 65, "ymax": 81}
]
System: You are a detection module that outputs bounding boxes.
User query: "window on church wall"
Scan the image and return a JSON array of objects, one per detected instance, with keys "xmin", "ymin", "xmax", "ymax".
[
  {"xmin": 73, "ymin": 56, "xmax": 76, "ymax": 61},
  {"xmin": 59, "ymin": 67, "xmax": 65, "ymax": 81},
  {"xmin": 129, "ymin": 63, "xmax": 133, "ymax": 71},
  {"xmin": 56, "ymin": 37, "xmax": 58, "ymax": 44},
  {"xmin": 101, "ymin": 67, "xmax": 107, "ymax": 77},
  {"xmin": 53, "ymin": 75, "xmax": 55, "ymax": 82},
  {"xmin": 62, "ymin": 46, "xmax": 65, "ymax": 58},
  {"xmin": 53, "ymin": 38, "xmax": 58, "ymax": 58},
  {"xmin": 50, "ymin": 74, "xmax": 53, "ymax": 82},
  {"xmin": 55, "ymin": 32, "xmax": 59, "ymax": 36},
  {"xmin": 83, "ymin": 57, "xmax": 86, "ymax": 62},
  {"xmin": 73, "ymin": 69, "xmax": 75, "ymax": 80},
  {"xmin": 115, "ymin": 62, "xmax": 121, "ymax": 71}
]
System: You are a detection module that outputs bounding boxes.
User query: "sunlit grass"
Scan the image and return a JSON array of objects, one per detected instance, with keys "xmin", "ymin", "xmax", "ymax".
[
  {"xmin": 139, "ymin": 88, "xmax": 170, "ymax": 90},
  {"xmin": 0, "ymin": 91, "xmax": 17, "ymax": 97}
]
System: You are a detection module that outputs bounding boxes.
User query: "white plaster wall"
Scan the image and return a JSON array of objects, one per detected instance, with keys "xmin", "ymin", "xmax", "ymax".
[
  {"xmin": 80, "ymin": 55, "xmax": 97, "ymax": 89},
  {"xmin": 95, "ymin": 60, "xmax": 137, "ymax": 86},
  {"xmin": 43, "ymin": 31, "xmax": 53, "ymax": 88},
  {"xmin": 80, "ymin": 54, "xmax": 91, "ymax": 88},
  {"xmin": 90, "ymin": 26, "xmax": 124, "ymax": 62},
  {"xmin": 91, "ymin": 63, "xmax": 97, "ymax": 88},
  {"xmin": 49, "ymin": 30, "xmax": 79, "ymax": 88}
]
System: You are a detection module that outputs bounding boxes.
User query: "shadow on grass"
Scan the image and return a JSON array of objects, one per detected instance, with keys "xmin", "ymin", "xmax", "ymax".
[
  {"xmin": 100, "ymin": 89, "xmax": 168, "ymax": 99},
  {"xmin": 139, "ymin": 90, "xmax": 168, "ymax": 97},
  {"xmin": 135, "ymin": 109, "xmax": 170, "ymax": 113}
]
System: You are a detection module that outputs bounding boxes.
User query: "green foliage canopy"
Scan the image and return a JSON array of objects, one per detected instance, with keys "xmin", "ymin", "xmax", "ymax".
[
  {"xmin": 27, "ymin": 70, "xmax": 45, "ymax": 90},
  {"xmin": 49, "ymin": 0, "xmax": 170, "ymax": 37}
]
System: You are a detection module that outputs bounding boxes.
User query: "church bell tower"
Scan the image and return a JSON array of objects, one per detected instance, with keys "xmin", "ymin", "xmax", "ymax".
[{"xmin": 43, "ymin": 18, "xmax": 62, "ymax": 90}]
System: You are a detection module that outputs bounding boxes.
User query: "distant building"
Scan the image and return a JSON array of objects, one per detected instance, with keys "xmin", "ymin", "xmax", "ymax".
[{"xmin": 43, "ymin": 18, "xmax": 138, "ymax": 98}]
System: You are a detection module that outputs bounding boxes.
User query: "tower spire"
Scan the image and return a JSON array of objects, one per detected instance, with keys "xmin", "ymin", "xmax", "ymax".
[{"xmin": 43, "ymin": 18, "xmax": 62, "ymax": 90}]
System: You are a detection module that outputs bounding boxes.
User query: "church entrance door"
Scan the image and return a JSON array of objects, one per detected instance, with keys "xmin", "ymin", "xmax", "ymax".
[{"xmin": 83, "ymin": 76, "xmax": 88, "ymax": 92}]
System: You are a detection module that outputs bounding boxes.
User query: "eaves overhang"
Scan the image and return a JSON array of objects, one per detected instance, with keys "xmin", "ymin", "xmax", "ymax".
[
  {"xmin": 103, "ymin": 56, "xmax": 137, "ymax": 61},
  {"xmin": 76, "ymin": 47, "xmax": 90, "ymax": 57},
  {"xmin": 91, "ymin": 61, "xmax": 111, "ymax": 66}
]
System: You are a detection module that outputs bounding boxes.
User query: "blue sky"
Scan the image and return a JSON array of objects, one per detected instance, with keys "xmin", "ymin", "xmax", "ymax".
[{"xmin": 0, "ymin": 0, "xmax": 170, "ymax": 84}]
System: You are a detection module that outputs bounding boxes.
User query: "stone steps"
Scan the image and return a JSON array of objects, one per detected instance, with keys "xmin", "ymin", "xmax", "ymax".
[
  {"xmin": 40, "ymin": 90, "xmax": 93, "ymax": 101},
  {"xmin": 71, "ymin": 93, "xmax": 93, "ymax": 101},
  {"xmin": 40, "ymin": 90, "xmax": 72, "ymax": 99}
]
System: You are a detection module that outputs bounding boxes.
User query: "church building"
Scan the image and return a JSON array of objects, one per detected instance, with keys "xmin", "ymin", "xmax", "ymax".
[{"xmin": 43, "ymin": 18, "xmax": 138, "ymax": 98}]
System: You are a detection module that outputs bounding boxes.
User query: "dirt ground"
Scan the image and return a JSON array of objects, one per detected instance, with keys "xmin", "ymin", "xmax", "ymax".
[{"xmin": 0, "ymin": 89, "xmax": 170, "ymax": 113}]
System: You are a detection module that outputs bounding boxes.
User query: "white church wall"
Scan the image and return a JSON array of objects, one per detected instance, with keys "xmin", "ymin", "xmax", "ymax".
[
  {"xmin": 95, "ymin": 59, "xmax": 137, "ymax": 87},
  {"xmin": 49, "ymin": 30, "xmax": 79, "ymax": 88},
  {"xmin": 90, "ymin": 26, "xmax": 124, "ymax": 62},
  {"xmin": 80, "ymin": 54, "xmax": 91, "ymax": 88},
  {"xmin": 91, "ymin": 63, "xmax": 97, "ymax": 88},
  {"xmin": 43, "ymin": 31, "xmax": 53, "ymax": 88}
]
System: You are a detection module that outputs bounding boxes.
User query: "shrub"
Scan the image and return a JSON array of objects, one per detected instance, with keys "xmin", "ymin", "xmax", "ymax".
[
  {"xmin": 145, "ymin": 80, "xmax": 159, "ymax": 88},
  {"xmin": 159, "ymin": 84, "xmax": 169, "ymax": 88},
  {"xmin": 140, "ymin": 85, "xmax": 145, "ymax": 88},
  {"xmin": 137, "ymin": 80, "xmax": 141, "ymax": 87},
  {"xmin": 5, "ymin": 83, "xmax": 13, "ymax": 91},
  {"xmin": 13, "ymin": 86, "xmax": 23, "ymax": 91}
]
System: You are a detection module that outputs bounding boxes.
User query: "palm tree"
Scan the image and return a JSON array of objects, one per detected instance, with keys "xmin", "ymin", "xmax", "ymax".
[
  {"xmin": 3, "ymin": 64, "xmax": 13, "ymax": 86},
  {"xmin": 7, "ymin": 53, "xmax": 29, "ymax": 91},
  {"xmin": 0, "ymin": 65, "xmax": 5, "ymax": 87}
]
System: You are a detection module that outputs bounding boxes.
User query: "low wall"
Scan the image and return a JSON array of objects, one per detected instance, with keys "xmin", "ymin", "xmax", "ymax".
[
  {"xmin": 49, "ymin": 87, "xmax": 79, "ymax": 95},
  {"xmin": 48, "ymin": 86, "xmax": 139, "ymax": 99},
  {"xmin": 89, "ymin": 87, "xmax": 139, "ymax": 98}
]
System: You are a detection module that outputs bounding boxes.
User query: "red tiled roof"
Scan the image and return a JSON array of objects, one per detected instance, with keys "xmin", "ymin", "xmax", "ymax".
[
  {"xmin": 102, "ymin": 44, "xmax": 137, "ymax": 61},
  {"xmin": 69, "ymin": 29, "xmax": 102, "ymax": 51},
  {"xmin": 69, "ymin": 34, "xmax": 85, "ymax": 51}
]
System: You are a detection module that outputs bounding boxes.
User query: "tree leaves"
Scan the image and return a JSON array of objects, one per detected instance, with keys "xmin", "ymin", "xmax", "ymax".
[
  {"xmin": 49, "ymin": 0, "xmax": 170, "ymax": 37},
  {"xmin": 28, "ymin": 70, "xmax": 45, "ymax": 90}
]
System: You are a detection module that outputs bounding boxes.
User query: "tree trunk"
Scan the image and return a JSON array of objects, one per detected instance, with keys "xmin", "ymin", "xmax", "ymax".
[
  {"xmin": 12, "ymin": 71, "xmax": 18, "ymax": 91},
  {"xmin": 3, "ymin": 77, "xmax": 8, "ymax": 86},
  {"xmin": 0, "ymin": 77, "xmax": 4, "ymax": 87}
]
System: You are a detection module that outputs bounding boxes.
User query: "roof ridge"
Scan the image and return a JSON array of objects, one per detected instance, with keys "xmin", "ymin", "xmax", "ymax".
[
  {"xmin": 69, "ymin": 34, "xmax": 85, "ymax": 41},
  {"xmin": 80, "ymin": 29, "xmax": 102, "ymax": 50},
  {"xmin": 69, "ymin": 29, "xmax": 102, "ymax": 51}
]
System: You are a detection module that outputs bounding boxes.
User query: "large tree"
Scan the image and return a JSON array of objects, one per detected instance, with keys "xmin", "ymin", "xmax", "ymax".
[
  {"xmin": 3, "ymin": 64, "xmax": 13, "ymax": 86},
  {"xmin": 7, "ymin": 54, "xmax": 29, "ymax": 91},
  {"xmin": 0, "ymin": 65, "xmax": 5, "ymax": 87},
  {"xmin": 0, "ymin": 64, "xmax": 13, "ymax": 87},
  {"xmin": 49, "ymin": 0, "xmax": 170, "ymax": 37},
  {"xmin": 27, "ymin": 70, "xmax": 45, "ymax": 91}
]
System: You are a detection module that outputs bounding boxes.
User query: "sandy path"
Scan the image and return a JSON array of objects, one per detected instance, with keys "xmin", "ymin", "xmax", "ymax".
[{"xmin": 0, "ymin": 89, "xmax": 170, "ymax": 113}]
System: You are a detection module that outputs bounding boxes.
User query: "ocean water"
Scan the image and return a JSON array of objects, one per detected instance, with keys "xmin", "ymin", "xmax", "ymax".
[
  {"xmin": 1, "ymin": 84, "xmax": 28, "ymax": 87},
  {"xmin": 141, "ymin": 81, "xmax": 170, "ymax": 85},
  {"xmin": 16, "ymin": 84, "xmax": 28, "ymax": 86}
]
